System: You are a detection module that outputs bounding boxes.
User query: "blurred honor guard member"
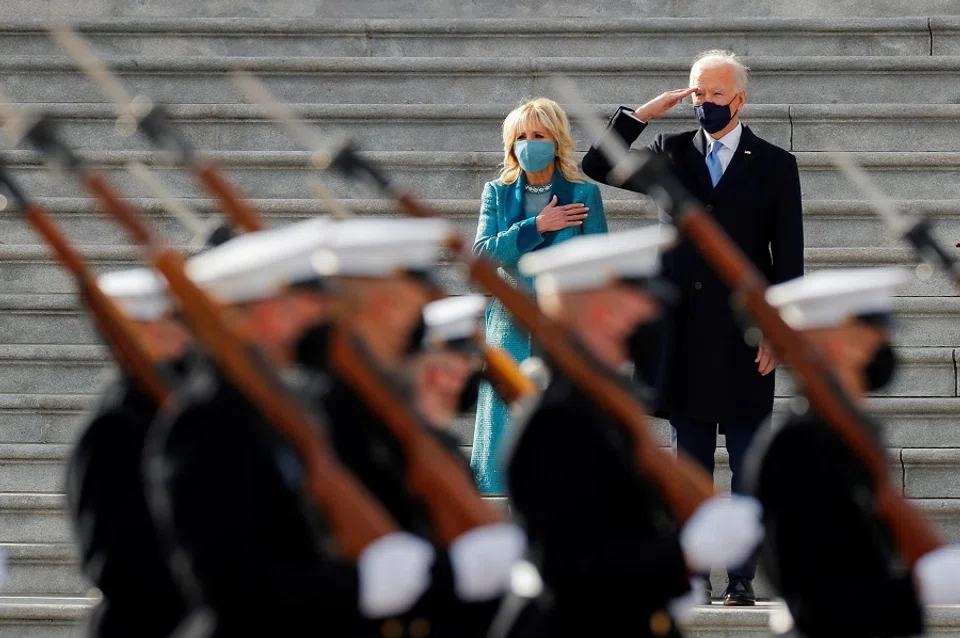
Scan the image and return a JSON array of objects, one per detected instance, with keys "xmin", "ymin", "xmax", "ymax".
[
  {"xmin": 145, "ymin": 218, "xmax": 435, "ymax": 638},
  {"xmin": 748, "ymin": 267, "xmax": 960, "ymax": 637},
  {"xmin": 311, "ymin": 219, "xmax": 526, "ymax": 637},
  {"xmin": 501, "ymin": 227, "xmax": 763, "ymax": 638},
  {"xmin": 581, "ymin": 50, "xmax": 803, "ymax": 604},
  {"xmin": 472, "ymin": 97, "xmax": 608, "ymax": 495},
  {"xmin": 66, "ymin": 268, "xmax": 193, "ymax": 638},
  {"xmin": 413, "ymin": 295, "xmax": 490, "ymax": 439}
]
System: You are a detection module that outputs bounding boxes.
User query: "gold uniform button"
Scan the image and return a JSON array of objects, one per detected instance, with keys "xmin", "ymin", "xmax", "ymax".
[
  {"xmin": 381, "ymin": 619, "xmax": 403, "ymax": 638},
  {"xmin": 650, "ymin": 610, "xmax": 672, "ymax": 636},
  {"xmin": 410, "ymin": 618, "xmax": 431, "ymax": 637}
]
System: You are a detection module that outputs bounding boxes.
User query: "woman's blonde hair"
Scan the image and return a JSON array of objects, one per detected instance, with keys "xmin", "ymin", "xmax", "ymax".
[{"xmin": 498, "ymin": 97, "xmax": 584, "ymax": 185}]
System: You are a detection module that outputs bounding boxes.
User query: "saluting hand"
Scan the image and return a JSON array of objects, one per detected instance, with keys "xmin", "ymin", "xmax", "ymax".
[
  {"xmin": 535, "ymin": 195, "xmax": 589, "ymax": 233},
  {"xmin": 634, "ymin": 87, "xmax": 697, "ymax": 122}
]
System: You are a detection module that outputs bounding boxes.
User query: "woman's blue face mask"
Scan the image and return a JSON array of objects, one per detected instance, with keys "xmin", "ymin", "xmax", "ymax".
[{"xmin": 513, "ymin": 139, "xmax": 556, "ymax": 174}]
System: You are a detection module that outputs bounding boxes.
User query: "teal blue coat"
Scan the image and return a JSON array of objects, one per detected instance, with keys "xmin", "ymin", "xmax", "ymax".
[{"xmin": 470, "ymin": 172, "xmax": 607, "ymax": 494}]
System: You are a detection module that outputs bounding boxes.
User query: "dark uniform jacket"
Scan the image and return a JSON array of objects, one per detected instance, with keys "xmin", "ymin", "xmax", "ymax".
[
  {"xmin": 321, "ymin": 372, "xmax": 500, "ymax": 638},
  {"xmin": 504, "ymin": 366, "xmax": 690, "ymax": 638},
  {"xmin": 582, "ymin": 109, "xmax": 804, "ymax": 427},
  {"xmin": 66, "ymin": 374, "xmax": 188, "ymax": 638},
  {"xmin": 746, "ymin": 410, "xmax": 924, "ymax": 637},
  {"xmin": 144, "ymin": 366, "xmax": 374, "ymax": 637}
]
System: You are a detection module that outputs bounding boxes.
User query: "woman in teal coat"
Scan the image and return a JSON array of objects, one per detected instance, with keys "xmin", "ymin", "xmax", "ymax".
[{"xmin": 471, "ymin": 97, "xmax": 608, "ymax": 494}]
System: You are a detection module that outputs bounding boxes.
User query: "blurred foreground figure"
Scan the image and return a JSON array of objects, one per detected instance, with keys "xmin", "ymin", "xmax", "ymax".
[
  {"xmin": 495, "ymin": 227, "xmax": 763, "ymax": 638},
  {"xmin": 304, "ymin": 219, "xmax": 526, "ymax": 637},
  {"xmin": 66, "ymin": 268, "xmax": 193, "ymax": 638},
  {"xmin": 748, "ymin": 267, "xmax": 960, "ymax": 637},
  {"xmin": 144, "ymin": 218, "xmax": 435, "ymax": 637}
]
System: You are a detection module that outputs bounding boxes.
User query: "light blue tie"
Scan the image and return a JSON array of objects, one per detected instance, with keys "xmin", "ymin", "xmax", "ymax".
[{"xmin": 706, "ymin": 140, "xmax": 724, "ymax": 187}]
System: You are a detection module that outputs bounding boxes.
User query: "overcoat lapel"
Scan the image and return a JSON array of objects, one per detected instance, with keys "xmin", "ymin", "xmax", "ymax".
[{"xmin": 684, "ymin": 129, "xmax": 715, "ymax": 197}]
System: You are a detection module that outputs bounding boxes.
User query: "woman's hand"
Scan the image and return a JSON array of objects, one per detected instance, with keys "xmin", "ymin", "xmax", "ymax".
[{"xmin": 535, "ymin": 195, "xmax": 589, "ymax": 233}]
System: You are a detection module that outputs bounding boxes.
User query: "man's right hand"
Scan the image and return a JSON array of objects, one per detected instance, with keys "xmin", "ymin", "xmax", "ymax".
[
  {"xmin": 357, "ymin": 532, "xmax": 435, "ymax": 618},
  {"xmin": 535, "ymin": 195, "xmax": 589, "ymax": 233},
  {"xmin": 634, "ymin": 88, "xmax": 698, "ymax": 122}
]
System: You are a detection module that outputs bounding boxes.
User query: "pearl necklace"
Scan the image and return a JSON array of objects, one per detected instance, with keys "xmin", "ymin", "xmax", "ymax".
[{"xmin": 524, "ymin": 182, "xmax": 552, "ymax": 194}]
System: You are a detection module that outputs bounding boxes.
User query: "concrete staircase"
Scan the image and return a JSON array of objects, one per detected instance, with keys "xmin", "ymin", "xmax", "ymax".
[{"xmin": 0, "ymin": 7, "xmax": 957, "ymax": 637}]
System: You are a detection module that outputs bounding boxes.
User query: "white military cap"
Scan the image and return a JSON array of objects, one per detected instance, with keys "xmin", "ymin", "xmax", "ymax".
[
  {"xmin": 187, "ymin": 217, "xmax": 336, "ymax": 304},
  {"xmin": 421, "ymin": 294, "xmax": 489, "ymax": 351},
  {"xmin": 766, "ymin": 267, "xmax": 911, "ymax": 330},
  {"xmin": 98, "ymin": 267, "xmax": 170, "ymax": 321},
  {"xmin": 518, "ymin": 225, "xmax": 678, "ymax": 297},
  {"xmin": 311, "ymin": 217, "xmax": 454, "ymax": 278}
]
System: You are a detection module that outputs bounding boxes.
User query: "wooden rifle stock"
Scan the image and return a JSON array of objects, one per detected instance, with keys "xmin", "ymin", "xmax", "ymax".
[
  {"xmin": 329, "ymin": 329, "xmax": 503, "ymax": 543},
  {"xmin": 628, "ymin": 152, "xmax": 942, "ymax": 563},
  {"xmin": 481, "ymin": 345, "xmax": 537, "ymax": 405},
  {"xmin": 193, "ymin": 160, "xmax": 264, "ymax": 233},
  {"xmin": 75, "ymin": 168, "xmax": 398, "ymax": 559},
  {"xmin": 328, "ymin": 147, "xmax": 713, "ymax": 523}
]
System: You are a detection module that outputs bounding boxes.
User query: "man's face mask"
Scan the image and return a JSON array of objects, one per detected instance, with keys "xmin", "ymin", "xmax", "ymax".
[
  {"xmin": 294, "ymin": 321, "xmax": 335, "ymax": 372},
  {"xmin": 627, "ymin": 319, "xmax": 664, "ymax": 368},
  {"xmin": 457, "ymin": 369, "xmax": 484, "ymax": 413},
  {"xmin": 693, "ymin": 95, "xmax": 741, "ymax": 135},
  {"xmin": 864, "ymin": 341, "xmax": 897, "ymax": 392}
]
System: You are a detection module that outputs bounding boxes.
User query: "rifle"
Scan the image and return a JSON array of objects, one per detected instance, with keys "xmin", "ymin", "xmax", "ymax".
[
  {"xmin": 24, "ymin": 116, "xmax": 398, "ymax": 559},
  {"xmin": 236, "ymin": 74, "xmax": 539, "ymax": 409},
  {"xmin": 554, "ymin": 80, "xmax": 943, "ymax": 563},
  {"xmin": 0, "ymin": 164, "xmax": 170, "ymax": 407},
  {"xmin": 828, "ymin": 151, "xmax": 960, "ymax": 291},
  {"xmin": 49, "ymin": 24, "xmax": 264, "ymax": 234},
  {"xmin": 130, "ymin": 161, "xmax": 505, "ymax": 544},
  {"xmin": 323, "ymin": 143, "xmax": 715, "ymax": 523}
]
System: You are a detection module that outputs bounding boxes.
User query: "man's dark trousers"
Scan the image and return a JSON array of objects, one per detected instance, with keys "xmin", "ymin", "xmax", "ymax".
[{"xmin": 671, "ymin": 416, "xmax": 761, "ymax": 580}]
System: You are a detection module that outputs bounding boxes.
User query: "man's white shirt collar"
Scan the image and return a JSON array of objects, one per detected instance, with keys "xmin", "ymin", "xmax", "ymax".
[{"xmin": 704, "ymin": 122, "xmax": 743, "ymax": 154}]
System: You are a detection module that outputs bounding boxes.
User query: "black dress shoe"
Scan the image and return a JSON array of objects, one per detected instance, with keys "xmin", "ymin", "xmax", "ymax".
[{"xmin": 722, "ymin": 576, "xmax": 756, "ymax": 606}]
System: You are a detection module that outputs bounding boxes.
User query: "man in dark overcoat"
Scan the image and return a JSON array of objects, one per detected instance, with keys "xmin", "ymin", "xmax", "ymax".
[{"xmin": 582, "ymin": 49, "xmax": 804, "ymax": 604}]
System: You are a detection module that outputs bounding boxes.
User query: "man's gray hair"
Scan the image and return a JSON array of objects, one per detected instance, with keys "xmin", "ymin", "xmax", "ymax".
[{"xmin": 690, "ymin": 50, "xmax": 749, "ymax": 92}]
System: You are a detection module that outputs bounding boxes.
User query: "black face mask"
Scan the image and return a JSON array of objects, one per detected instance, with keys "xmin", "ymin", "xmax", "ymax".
[
  {"xmin": 627, "ymin": 319, "xmax": 664, "ymax": 367},
  {"xmin": 864, "ymin": 341, "xmax": 897, "ymax": 391},
  {"xmin": 693, "ymin": 99, "xmax": 739, "ymax": 135},
  {"xmin": 294, "ymin": 321, "xmax": 334, "ymax": 372},
  {"xmin": 405, "ymin": 313, "xmax": 428, "ymax": 356},
  {"xmin": 457, "ymin": 370, "xmax": 484, "ymax": 413}
]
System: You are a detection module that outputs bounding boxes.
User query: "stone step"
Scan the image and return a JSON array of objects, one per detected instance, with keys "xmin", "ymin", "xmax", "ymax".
[
  {"xmin": 3, "ymin": 149, "xmax": 959, "ymax": 205},
  {"xmin": 0, "ymin": 445, "xmax": 71, "ymax": 494},
  {"xmin": 0, "ymin": 596, "xmax": 92, "ymax": 638},
  {"xmin": 3, "ymin": 56, "xmax": 960, "ymax": 105},
  {"xmin": 1, "ymin": 246, "xmax": 957, "ymax": 339},
  {"xmin": 778, "ymin": 347, "xmax": 957, "ymax": 398},
  {"xmin": 0, "ymin": 544, "xmax": 87, "ymax": 597},
  {"xmin": 1, "ymin": 196, "xmax": 954, "ymax": 251},
  {"xmin": 8, "ymin": 0, "xmax": 960, "ymax": 19},
  {"xmin": 23, "ymin": 102, "xmax": 960, "ymax": 154},
  {"xmin": 0, "ymin": 494, "xmax": 69, "ymax": 544},
  {"xmin": 0, "ymin": 395, "xmax": 91, "ymax": 446},
  {"xmin": 0, "ymin": 343, "xmax": 948, "ymax": 399},
  {"xmin": 0, "ymin": 17, "xmax": 952, "ymax": 58},
  {"xmin": 454, "ymin": 398, "xmax": 960, "ymax": 452}
]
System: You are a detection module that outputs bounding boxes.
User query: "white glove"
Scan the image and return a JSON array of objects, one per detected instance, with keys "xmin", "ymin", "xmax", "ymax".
[
  {"xmin": 450, "ymin": 522, "xmax": 528, "ymax": 602},
  {"xmin": 357, "ymin": 532, "xmax": 436, "ymax": 618},
  {"xmin": 915, "ymin": 545, "xmax": 960, "ymax": 605},
  {"xmin": 666, "ymin": 578, "xmax": 708, "ymax": 623},
  {"xmin": 680, "ymin": 494, "xmax": 764, "ymax": 572}
]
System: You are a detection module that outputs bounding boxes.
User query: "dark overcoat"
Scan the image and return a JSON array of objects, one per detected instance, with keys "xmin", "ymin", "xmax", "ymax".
[
  {"xmin": 66, "ymin": 375, "xmax": 188, "ymax": 638},
  {"xmin": 582, "ymin": 108, "xmax": 804, "ymax": 427},
  {"xmin": 745, "ymin": 410, "xmax": 924, "ymax": 637},
  {"xmin": 503, "ymin": 366, "xmax": 689, "ymax": 638},
  {"xmin": 144, "ymin": 368, "xmax": 374, "ymax": 637}
]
